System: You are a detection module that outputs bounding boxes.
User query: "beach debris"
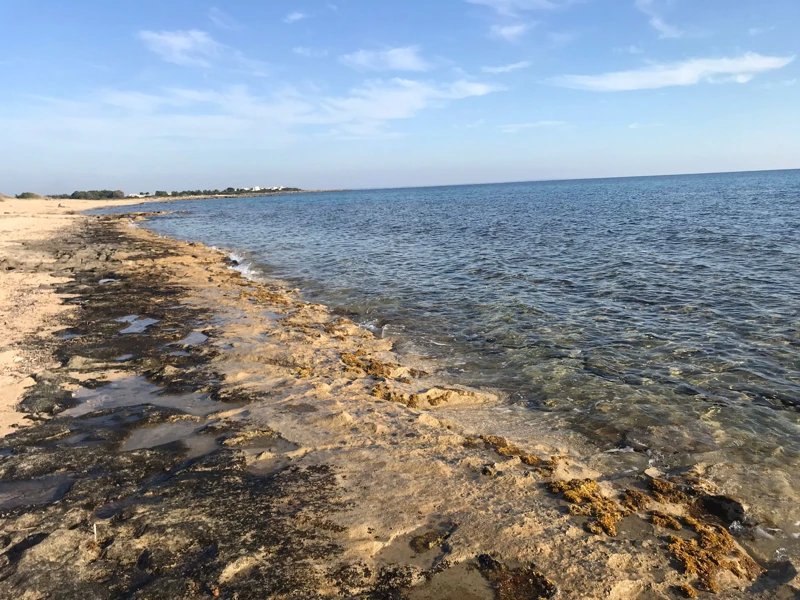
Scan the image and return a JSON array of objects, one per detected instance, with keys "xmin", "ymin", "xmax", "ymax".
[
  {"xmin": 668, "ymin": 516, "xmax": 764, "ymax": 593},
  {"xmin": 476, "ymin": 554, "xmax": 557, "ymax": 600},
  {"xmin": 548, "ymin": 479, "xmax": 625, "ymax": 536}
]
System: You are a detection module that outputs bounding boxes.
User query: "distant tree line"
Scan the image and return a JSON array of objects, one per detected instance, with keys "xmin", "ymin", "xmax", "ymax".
[
  {"xmin": 22, "ymin": 187, "xmax": 303, "ymax": 200},
  {"xmin": 150, "ymin": 187, "xmax": 302, "ymax": 197},
  {"xmin": 48, "ymin": 190, "xmax": 126, "ymax": 200}
]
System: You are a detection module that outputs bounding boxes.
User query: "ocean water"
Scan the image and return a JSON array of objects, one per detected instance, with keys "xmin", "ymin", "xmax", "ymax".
[{"xmin": 99, "ymin": 170, "xmax": 800, "ymax": 550}]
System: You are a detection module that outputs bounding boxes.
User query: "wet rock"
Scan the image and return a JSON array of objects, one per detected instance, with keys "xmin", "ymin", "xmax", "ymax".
[
  {"xmin": 697, "ymin": 494, "xmax": 746, "ymax": 526},
  {"xmin": 17, "ymin": 371, "xmax": 75, "ymax": 415}
]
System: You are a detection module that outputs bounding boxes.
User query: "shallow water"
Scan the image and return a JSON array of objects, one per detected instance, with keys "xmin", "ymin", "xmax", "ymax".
[{"xmin": 98, "ymin": 170, "xmax": 800, "ymax": 552}]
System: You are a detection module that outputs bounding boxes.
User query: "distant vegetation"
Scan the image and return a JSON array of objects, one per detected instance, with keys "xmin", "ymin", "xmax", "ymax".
[
  {"xmin": 149, "ymin": 187, "xmax": 302, "ymax": 197},
  {"xmin": 48, "ymin": 190, "xmax": 126, "ymax": 200},
  {"xmin": 15, "ymin": 192, "xmax": 42, "ymax": 199},
  {"xmin": 40, "ymin": 187, "xmax": 303, "ymax": 200}
]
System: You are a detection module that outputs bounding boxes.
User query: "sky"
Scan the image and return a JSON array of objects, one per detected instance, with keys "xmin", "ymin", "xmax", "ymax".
[{"xmin": 1, "ymin": 0, "xmax": 798, "ymax": 194}]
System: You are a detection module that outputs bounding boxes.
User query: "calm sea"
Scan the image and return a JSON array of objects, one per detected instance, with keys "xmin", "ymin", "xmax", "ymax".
[{"xmin": 99, "ymin": 170, "xmax": 800, "ymax": 548}]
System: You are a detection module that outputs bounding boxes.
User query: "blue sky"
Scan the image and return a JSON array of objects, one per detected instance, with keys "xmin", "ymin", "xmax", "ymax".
[{"xmin": 1, "ymin": 0, "xmax": 798, "ymax": 193}]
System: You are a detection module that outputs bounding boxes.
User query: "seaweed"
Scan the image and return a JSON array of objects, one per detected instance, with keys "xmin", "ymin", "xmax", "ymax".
[
  {"xmin": 651, "ymin": 511, "xmax": 682, "ymax": 531},
  {"xmin": 477, "ymin": 554, "xmax": 557, "ymax": 600},
  {"xmin": 650, "ymin": 478, "xmax": 689, "ymax": 504},
  {"xmin": 547, "ymin": 479, "xmax": 624, "ymax": 536},
  {"xmin": 668, "ymin": 517, "xmax": 763, "ymax": 593},
  {"xmin": 480, "ymin": 435, "xmax": 556, "ymax": 477},
  {"xmin": 620, "ymin": 489, "xmax": 651, "ymax": 513},
  {"xmin": 409, "ymin": 530, "xmax": 450, "ymax": 554}
]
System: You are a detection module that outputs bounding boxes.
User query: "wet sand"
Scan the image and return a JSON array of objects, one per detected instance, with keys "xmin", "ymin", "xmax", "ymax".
[{"xmin": 0, "ymin": 197, "xmax": 797, "ymax": 598}]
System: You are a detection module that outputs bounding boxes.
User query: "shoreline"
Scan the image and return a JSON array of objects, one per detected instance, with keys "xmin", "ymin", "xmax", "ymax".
[{"xmin": 0, "ymin": 198, "xmax": 794, "ymax": 598}]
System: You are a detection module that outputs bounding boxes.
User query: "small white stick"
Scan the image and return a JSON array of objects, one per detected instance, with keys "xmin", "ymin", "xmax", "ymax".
[{"xmin": 93, "ymin": 523, "xmax": 98, "ymax": 543}]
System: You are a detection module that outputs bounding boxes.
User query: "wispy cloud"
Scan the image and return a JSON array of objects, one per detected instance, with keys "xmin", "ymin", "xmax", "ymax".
[
  {"xmin": 208, "ymin": 7, "xmax": 240, "ymax": 30},
  {"xmin": 552, "ymin": 53, "xmax": 795, "ymax": 91},
  {"xmin": 138, "ymin": 30, "xmax": 223, "ymax": 67},
  {"xmin": 499, "ymin": 120, "xmax": 565, "ymax": 133},
  {"xmin": 615, "ymin": 45, "xmax": 644, "ymax": 55},
  {"xmin": 284, "ymin": 11, "xmax": 307, "ymax": 24},
  {"xmin": 634, "ymin": 0, "xmax": 682, "ymax": 39},
  {"xmin": 482, "ymin": 60, "xmax": 532, "ymax": 74},
  {"xmin": 629, "ymin": 121, "xmax": 663, "ymax": 129},
  {"xmin": 490, "ymin": 23, "xmax": 532, "ymax": 41},
  {"xmin": 467, "ymin": 0, "xmax": 572, "ymax": 17},
  {"xmin": 7, "ymin": 77, "xmax": 502, "ymax": 145},
  {"xmin": 137, "ymin": 29, "xmax": 269, "ymax": 76},
  {"xmin": 340, "ymin": 46, "xmax": 432, "ymax": 72},
  {"xmin": 547, "ymin": 31, "xmax": 578, "ymax": 46},
  {"xmin": 748, "ymin": 26, "xmax": 776, "ymax": 36},
  {"xmin": 293, "ymin": 46, "xmax": 329, "ymax": 58}
]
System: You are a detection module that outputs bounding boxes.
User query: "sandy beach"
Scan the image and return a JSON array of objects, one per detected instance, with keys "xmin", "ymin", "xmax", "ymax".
[{"xmin": 0, "ymin": 196, "xmax": 795, "ymax": 599}]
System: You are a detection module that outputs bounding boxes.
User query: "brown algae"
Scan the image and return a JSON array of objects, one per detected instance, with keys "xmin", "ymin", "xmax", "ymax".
[
  {"xmin": 547, "ymin": 479, "xmax": 625, "ymax": 536},
  {"xmin": 668, "ymin": 516, "xmax": 764, "ymax": 593}
]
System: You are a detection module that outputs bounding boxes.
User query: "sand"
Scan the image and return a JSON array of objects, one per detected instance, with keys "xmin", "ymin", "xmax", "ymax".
[{"xmin": 0, "ymin": 196, "xmax": 796, "ymax": 598}]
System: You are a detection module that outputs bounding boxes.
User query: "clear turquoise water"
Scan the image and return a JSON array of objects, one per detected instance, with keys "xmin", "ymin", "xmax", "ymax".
[{"xmin": 99, "ymin": 170, "xmax": 800, "ymax": 546}]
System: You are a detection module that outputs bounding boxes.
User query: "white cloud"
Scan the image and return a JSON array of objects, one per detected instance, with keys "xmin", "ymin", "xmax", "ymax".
[
  {"xmin": 6, "ymin": 77, "xmax": 502, "ymax": 146},
  {"xmin": 748, "ymin": 26, "xmax": 776, "ymax": 36},
  {"xmin": 340, "ymin": 46, "xmax": 432, "ymax": 72},
  {"xmin": 138, "ymin": 30, "xmax": 222, "ymax": 67},
  {"xmin": 467, "ymin": 0, "xmax": 571, "ymax": 16},
  {"xmin": 499, "ymin": 120, "xmax": 565, "ymax": 133},
  {"xmin": 208, "ymin": 7, "xmax": 239, "ymax": 30},
  {"xmin": 616, "ymin": 45, "xmax": 644, "ymax": 55},
  {"xmin": 490, "ymin": 23, "xmax": 532, "ymax": 41},
  {"xmin": 634, "ymin": 0, "xmax": 682, "ymax": 39},
  {"xmin": 284, "ymin": 12, "xmax": 307, "ymax": 24},
  {"xmin": 322, "ymin": 79, "xmax": 499, "ymax": 124},
  {"xmin": 482, "ymin": 60, "xmax": 532, "ymax": 74},
  {"xmin": 137, "ymin": 29, "xmax": 269, "ymax": 76},
  {"xmin": 552, "ymin": 53, "xmax": 795, "ymax": 91},
  {"xmin": 293, "ymin": 46, "xmax": 329, "ymax": 58}
]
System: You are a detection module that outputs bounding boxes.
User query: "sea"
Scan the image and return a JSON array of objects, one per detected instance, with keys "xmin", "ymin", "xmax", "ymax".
[{"xmin": 97, "ymin": 169, "xmax": 800, "ymax": 556}]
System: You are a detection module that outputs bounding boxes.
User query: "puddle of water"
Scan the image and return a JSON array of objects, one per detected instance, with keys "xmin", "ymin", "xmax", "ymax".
[
  {"xmin": 0, "ymin": 474, "xmax": 73, "ymax": 509},
  {"xmin": 99, "ymin": 278, "xmax": 118, "ymax": 284},
  {"xmin": 122, "ymin": 420, "xmax": 203, "ymax": 452},
  {"xmin": 116, "ymin": 315, "xmax": 139, "ymax": 323},
  {"xmin": 120, "ymin": 318, "xmax": 159, "ymax": 334},
  {"xmin": 168, "ymin": 351, "xmax": 191, "ymax": 357},
  {"xmin": 62, "ymin": 376, "xmax": 223, "ymax": 418},
  {"xmin": 115, "ymin": 354, "xmax": 135, "ymax": 362},
  {"xmin": 174, "ymin": 331, "xmax": 208, "ymax": 346}
]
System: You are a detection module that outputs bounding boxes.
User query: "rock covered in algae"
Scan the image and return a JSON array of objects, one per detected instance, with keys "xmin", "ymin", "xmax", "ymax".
[
  {"xmin": 620, "ymin": 488, "xmax": 651, "ymax": 513},
  {"xmin": 476, "ymin": 554, "xmax": 557, "ymax": 600},
  {"xmin": 409, "ymin": 530, "xmax": 451, "ymax": 554},
  {"xmin": 677, "ymin": 583, "xmax": 698, "ymax": 598},
  {"xmin": 649, "ymin": 478, "xmax": 688, "ymax": 504},
  {"xmin": 480, "ymin": 435, "xmax": 557, "ymax": 477},
  {"xmin": 547, "ymin": 479, "xmax": 624, "ymax": 536},
  {"xmin": 668, "ymin": 516, "xmax": 764, "ymax": 593},
  {"xmin": 650, "ymin": 511, "xmax": 682, "ymax": 531}
]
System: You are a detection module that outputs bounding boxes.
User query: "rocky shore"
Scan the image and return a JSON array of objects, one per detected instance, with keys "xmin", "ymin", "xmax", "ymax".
[{"xmin": 0, "ymin": 200, "xmax": 796, "ymax": 599}]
